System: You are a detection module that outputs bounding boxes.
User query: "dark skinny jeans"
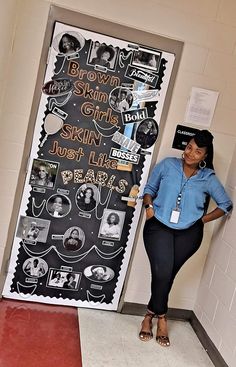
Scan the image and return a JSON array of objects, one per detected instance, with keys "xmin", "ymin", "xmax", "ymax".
[{"xmin": 143, "ymin": 216, "xmax": 204, "ymax": 315}]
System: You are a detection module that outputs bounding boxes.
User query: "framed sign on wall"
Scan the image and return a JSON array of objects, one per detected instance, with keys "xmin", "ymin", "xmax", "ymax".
[{"xmin": 3, "ymin": 8, "xmax": 183, "ymax": 310}]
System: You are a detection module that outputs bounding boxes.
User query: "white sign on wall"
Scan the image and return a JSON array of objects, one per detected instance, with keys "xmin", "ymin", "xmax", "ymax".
[{"xmin": 184, "ymin": 87, "xmax": 219, "ymax": 127}]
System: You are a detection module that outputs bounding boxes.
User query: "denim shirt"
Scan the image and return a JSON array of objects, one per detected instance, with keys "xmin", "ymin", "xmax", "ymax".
[{"xmin": 143, "ymin": 157, "xmax": 233, "ymax": 229}]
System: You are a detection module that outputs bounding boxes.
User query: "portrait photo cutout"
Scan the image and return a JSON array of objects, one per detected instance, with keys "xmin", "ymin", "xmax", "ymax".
[
  {"xmin": 76, "ymin": 184, "xmax": 99, "ymax": 212},
  {"xmin": 135, "ymin": 118, "xmax": 159, "ymax": 149},
  {"xmin": 98, "ymin": 209, "xmax": 125, "ymax": 241},
  {"xmin": 63, "ymin": 226, "xmax": 85, "ymax": 252},
  {"xmin": 46, "ymin": 194, "xmax": 71, "ymax": 218}
]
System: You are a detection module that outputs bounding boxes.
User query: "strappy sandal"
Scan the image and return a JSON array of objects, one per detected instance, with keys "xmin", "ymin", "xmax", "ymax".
[
  {"xmin": 156, "ymin": 315, "xmax": 170, "ymax": 347},
  {"xmin": 139, "ymin": 312, "xmax": 155, "ymax": 342}
]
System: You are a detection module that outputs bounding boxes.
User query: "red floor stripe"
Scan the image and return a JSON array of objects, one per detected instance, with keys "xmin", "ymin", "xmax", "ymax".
[{"xmin": 0, "ymin": 299, "xmax": 82, "ymax": 367}]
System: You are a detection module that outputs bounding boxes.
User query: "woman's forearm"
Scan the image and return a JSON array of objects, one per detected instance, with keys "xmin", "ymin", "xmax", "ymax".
[
  {"xmin": 143, "ymin": 194, "xmax": 153, "ymax": 206},
  {"xmin": 143, "ymin": 194, "xmax": 155, "ymax": 219},
  {"xmin": 202, "ymin": 207, "xmax": 225, "ymax": 224}
]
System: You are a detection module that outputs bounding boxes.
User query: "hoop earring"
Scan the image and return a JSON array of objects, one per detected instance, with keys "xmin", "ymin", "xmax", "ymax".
[
  {"xmin": 199, "ymin": 160, "xmax": 206, "ymax": 169},
  {"xmin": 182, "ymin": 152, "xmax": 185, "ymax": 160}
]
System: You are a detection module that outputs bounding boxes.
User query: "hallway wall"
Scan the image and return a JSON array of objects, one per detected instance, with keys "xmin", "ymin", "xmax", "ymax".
[
  {"xmin": 0, "ymin": 0, "xmax": 18, "ymax": 264},
  {"xmin": 194, "ymin": 146, "xmax": 236, "ymax": 367},
  {"xmin": 0, "ymin": 1, "xmax": 236, "ymax": 365}
]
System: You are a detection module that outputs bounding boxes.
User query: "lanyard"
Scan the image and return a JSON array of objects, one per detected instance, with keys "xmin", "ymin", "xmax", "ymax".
[{"xmin": 176, "ymin": 169, "xmax": 197, "ymax": 209}]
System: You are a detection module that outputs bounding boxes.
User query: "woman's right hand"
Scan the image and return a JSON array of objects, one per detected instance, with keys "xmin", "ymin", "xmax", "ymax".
[{"xmin": 146, "ymin": 207, "xmax": 154, "ymax": 220}]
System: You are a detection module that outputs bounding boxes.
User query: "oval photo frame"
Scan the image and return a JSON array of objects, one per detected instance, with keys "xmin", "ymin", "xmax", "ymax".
[
  {"xmin": 46, "ymin": 194, "xmax": 72, "ymax": 218},
  {"xmin": 75, "ymin": 183, "xmax": 99, "ymax": 212},
  {"xmin": 52, "ymin": 31, "xmax": 85, "ymax": 55},
  {"xmin": 135, "ymin": 118, "xmax": 159, "ymax": 149},
  {"xmin": 63, "ymin": 226, "xmax": 85, "ymax": 252},
  {"xmin": 84, "ymin": 265, "xmax": 115, "ymax": 283},
  {"xmin": 109, "ymin": 87, "xmax": 133, "ymax": 113},
  {"xmin": 23, "ymin": 257, "xmax": 48, "ymax": 278}
]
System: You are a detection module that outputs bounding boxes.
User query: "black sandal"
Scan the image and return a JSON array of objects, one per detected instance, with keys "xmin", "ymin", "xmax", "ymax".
[
  {"xmin": 139, "ymin": 312, "xmax": 155, "ymax": 342},
  {"xmin": 156, "ymin": 315, "xmax": 170, "ymax": 347}
]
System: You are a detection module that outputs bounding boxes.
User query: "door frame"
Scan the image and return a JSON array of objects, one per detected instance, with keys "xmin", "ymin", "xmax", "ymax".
[{"xmin": 0, "ymin": 5, "xmax": 184, "ymax": 302}]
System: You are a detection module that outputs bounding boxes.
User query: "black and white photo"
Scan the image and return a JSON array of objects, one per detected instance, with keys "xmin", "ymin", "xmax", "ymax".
[
  {"xmin": 46, "ymin": 194, "xmax": 71, "ymax": 218},
  {"xmin": 16, "ymin": 216, "xmax": 50, "ymax": 244},
  {"xmin": 29, "ymin": 159, "xmax": 59, "ymax": 189},
  {"xmin": 23, "ymin": 257, "xmax": 48, "ymax": 278},
  {"xmin": 75, "ymin": 184, "xmax": 99, "ymax": 212},
  {"xmin": 88, "ymin": 41, "xmax": 117, "ymax": 70},
  {"xmin": 109, "ymin": 87, "xmax": 133, "ymax": 113},
  {"xmin": 132, "ymin": 48, "xmax": 161, "ymax": 71},
  {"xmin": 54, "ymin": 31, "xmax": 85, "ymax": 55},
  {"xmin": 84, "ymin": 265, "xmax": 115, "ymax": 282},
  {"xmin": 98, "ymin": 209, "xmax": 125, "ymax": 241},
  {"xmin": 63, "ymin": 226, "xmax": 85, "ymax": 252},
  {"xmin": 47, "ymin": 269, "xmax": 81, "ymax": 290},
  {"xmin": 135, "ymin": 118, "xmax": 159, "ymax": 149}
]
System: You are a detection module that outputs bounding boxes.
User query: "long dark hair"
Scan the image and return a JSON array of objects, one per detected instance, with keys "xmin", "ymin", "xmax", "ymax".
[{"xmin": 193, "ymin": 130, "xmax": 214, "ymax": 169}]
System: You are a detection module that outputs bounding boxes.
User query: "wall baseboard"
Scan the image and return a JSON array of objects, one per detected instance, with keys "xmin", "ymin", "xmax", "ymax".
[{"xmin": 121, "ymin": 302, "xmax": 228, "ymax": 367}]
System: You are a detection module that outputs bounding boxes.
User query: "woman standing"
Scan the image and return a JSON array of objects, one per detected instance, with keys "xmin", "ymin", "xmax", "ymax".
[{"xmin": 140, "ymin": 130, "xmax": 233, "ymax": 347}]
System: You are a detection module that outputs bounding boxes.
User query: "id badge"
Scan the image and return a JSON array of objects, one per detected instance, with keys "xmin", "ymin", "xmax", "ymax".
[{"xmin": 170, "ymin": 209, "xmax": 180, "ymax": 224}]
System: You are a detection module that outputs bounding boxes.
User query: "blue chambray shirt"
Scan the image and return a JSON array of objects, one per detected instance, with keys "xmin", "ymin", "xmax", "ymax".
[{"xmin": 143, "ymin": 157, "xmax": 233, "ymax": 229}]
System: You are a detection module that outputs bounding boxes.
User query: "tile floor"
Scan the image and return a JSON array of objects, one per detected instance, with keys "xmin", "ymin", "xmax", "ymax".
[
  {"xmin": 78, "ymin": 308, "xmax": 215, "ymax": 367},
  {"xmin": 0, "ymin": 298, "xmax": 215, "ymax": 367}
]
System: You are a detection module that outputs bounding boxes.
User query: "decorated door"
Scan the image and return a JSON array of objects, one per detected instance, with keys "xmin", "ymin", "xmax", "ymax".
[{"xmin": 3, "ymin": 21, "xmax": 175, "ymax": 310}]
